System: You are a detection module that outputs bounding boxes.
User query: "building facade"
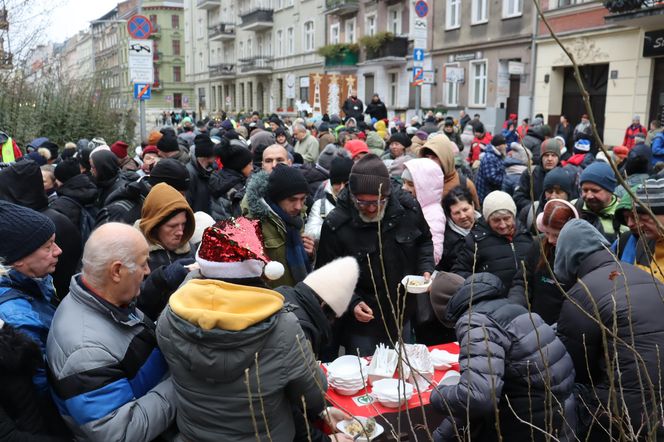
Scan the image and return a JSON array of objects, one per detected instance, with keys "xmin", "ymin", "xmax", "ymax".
[
  {"xmin": 431, "ymin": 0, "xmax": 535, "ymax": 133},
  {"xmin": 533, "ymin": 0, "xmax": 663, "ymax": 146}
]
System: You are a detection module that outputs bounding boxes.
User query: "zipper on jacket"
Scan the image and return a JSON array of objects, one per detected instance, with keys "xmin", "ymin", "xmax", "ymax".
[{"xmin": 510, "ymin": 242, "xmax": 518, "ymax": 270}]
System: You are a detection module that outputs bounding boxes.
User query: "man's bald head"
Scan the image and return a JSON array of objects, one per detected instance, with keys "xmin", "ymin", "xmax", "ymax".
[
  {"xmin": 262, "ymin": 144, "xmax": 291, "ymax": 173},
  {"xmin": 82, "ymin": 223, "xmax": 150, "ymax": 305}
]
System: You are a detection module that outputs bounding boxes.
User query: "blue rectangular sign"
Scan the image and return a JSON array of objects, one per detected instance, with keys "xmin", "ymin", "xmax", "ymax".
[
  {"xmin": 133, "ymin": 83, "xmax": 151, "ymax": 100},
  {"xmin": 413, "ymin": 48, "xmax": 425, "ymax": 62}
]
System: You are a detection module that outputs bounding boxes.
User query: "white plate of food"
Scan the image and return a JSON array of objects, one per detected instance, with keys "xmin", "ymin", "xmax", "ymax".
[
  {"xmin": 337, "ymin": 416, "xmax": 384, "ymax": 441},
  {"xmin": 401, "ymin": 275, "xmax": 431, "ymax": 294}
]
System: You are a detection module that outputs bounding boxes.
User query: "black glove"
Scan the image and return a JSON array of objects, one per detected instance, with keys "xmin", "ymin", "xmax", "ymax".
[{"xmin": 162, "ymin": 259, "xmax": 194, "ymax": 287}]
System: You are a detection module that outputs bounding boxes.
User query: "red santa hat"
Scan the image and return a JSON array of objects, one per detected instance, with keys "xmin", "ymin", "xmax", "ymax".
[{"xmin": 196, "ymin": 217, "xmax": 284, "ymax": 280}]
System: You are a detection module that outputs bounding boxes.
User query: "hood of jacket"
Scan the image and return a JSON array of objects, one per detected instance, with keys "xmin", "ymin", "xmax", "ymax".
[
  {"xmin": 139, "ymin": 182, "xmax": 195, "ymax": 246},
  {"xmin": 162, "ymin": 279, "xmax": 284, "ymax": 381},
  {"xmin": 214, "ymin": 168, "xmax": 246, "ymax": 195},
  {"xmin": 444, "ymin": 272, "xmax": 506, "ymax": 325},
  {"xmin": 554, "ymin": 219, "xmax": 610, "ymax": 285},
  {"xmin": 366, "ymin": 131, "xmax": 386, "ymax": 152},
  {"xmin": 0, "ymin": 158, "xmax": 48, "ymax": 210},
  {"xmin": 245, "ymin": 170, "xmax": 271, "ymax": 219},
  {"xmin": 105, "ymin": 178, "xmax": 150, "ymax": 206},
  {"xmin": 57, "ymin": 173, "xmax": 98, "ymax": 205},
  {"xmin": 525, "ymin": 126, "xmax": 546, "ymax": 141},
  {"xmin": 0, "ymin": 323, "xmax": 42, "ymax": 374},
  {"xmin": 404, "ymin": 158, "xmax": 444, "ymax": 208},
  {"xmin": 419, "ymin": 133, "xmax": 457, "ymax": 177},
  {"xmin": 90, "ymin": 150, "xmax": 120, "ymax": 186}
]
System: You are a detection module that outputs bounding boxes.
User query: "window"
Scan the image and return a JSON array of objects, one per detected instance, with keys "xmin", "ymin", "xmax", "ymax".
[
  {"xmin": 389, "ymin": 72, "xmax": 398, "ymax": 107},
  {"xmin": 330, "ymin": 24, "xmax": 340, "ymax": 44},
  {"xmin": 444, "ymin": 63, "xmax": 459, "ymax": 106},
  {"xmin": 299, "ymin": 76, "xmax": 309, "ymax": 102},
  {"xmin": 174, "ymin": 93, "xmax": 182, "ymax": 108},
  {"xmin": 345, "ymin": 18, "xmax": 356, "ymax": 43},
  {"xmin": 275, "ymin": 0, "xmax": 283, "ymax": 8},
  {"xmin": 503, "ymin": 0, "xmax": 522, "ymax": 17},
  {"xmin": 287, "ymin": 27, "xmax": 294, "ymax": 55},
  {"xmin": 303, "ymin": 21, "xmax": 315, "ymax": 51},
  {"xmin": 472, "ymin": 0, "xmax": 488, "ymax": 24},
  {"xmin": 171, "ymin": 15, "xmax": 179, "ymax": 29},
  {"xmin": 248, "ymin": 38, "xmax": 253, "ymax": 57},
  {"xmin": 285, "ymin": 0, "xmax": 294, "ymax": 7},
  {"xmin": 387, "ymin": 6, "xmax": 402, "ymax": 35},
  {"xmin": 366, "ymin": 14, "xmax": 376, "ymax": 36},
  {"xmin": 173, "ymin": 66, "xmax": 182, "ymax": 82},
  {"xmin": 239, "ymin": 41, "xmax": 244, "ymax": 59},
  {"xmin": 469, "ymin": 60, "xmax": 487, "ymax": 107},
  {"xmin": 446, "ymin": 0, "xmax": 460, "ymax": 29},
  {"xmin": 172, "ymin": 39, "xmax": 180, "ymax": 56},
  {"xmin": 276, "ymin": 29, "xmax": 283, "ymax": 57},
  {"xmin": 149, "ymin": 14, "xmax": 157, "ymax": 26}
]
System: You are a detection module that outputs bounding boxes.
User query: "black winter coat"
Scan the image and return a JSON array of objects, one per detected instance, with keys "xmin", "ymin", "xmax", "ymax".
[
  {"xmin": 524, "ymin": 239, "xmax": 571, "ymax": 325},
  {"xmin": 437, "ymin": 226, "xmax": 466, "ymax": 272},
  {"xmin": 513, "ymin": 165, "xmax": 550, "ymax": 212},
  {"xmin": 431, "ymin": 273, "xmax": 575, "ymax": 442},
  {"xmin": 365, "ymin": 100, "xmax": 388, "ymax": 121},
  {"xmin": 49, "ymin": 174, "xmax": 98, "ymax": 228},
  {"xmin": 0, "ymin": 159, "xmax": 82, "ymax": 300},
  {"xmin": 521, "ymin": 127, "xmax": 546, "ymax": 164},
  {"xmin": 209, "ymin": 168, "xmax": 247, "ymax": 220},
  {"xmin": 557, "ymin": 250, "xmax": 664, "ymax": 440},
  {"xmin": 0, "ymin": 325, "xmax": 70, "ymax": 441},
  {"xmin": 95, "ymin": 179, "xmax": 150, "ymax": 226},
  {"xmin": 316, "ymin": 188, "xmax": 435, "ymax": 342},
  {"xmin": 185, "ymin": 157, "xmax": 212, "ymax": 213},
  {"xmin": 451, "ymin": 220, "xmax": 532, "ymax": 306},
  {"xmin": 301, "ymin": 164, "xmax": 329, "ymax": 197}
]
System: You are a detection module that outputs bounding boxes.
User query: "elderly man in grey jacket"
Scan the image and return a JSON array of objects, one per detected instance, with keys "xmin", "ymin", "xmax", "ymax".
[
  {"xmin": 293, "ymin": 123, "xmax": 320, "ymax": 165},
  {"xmin": 47, "ymin": 223, "xmax": 176, "ymax": 441}
]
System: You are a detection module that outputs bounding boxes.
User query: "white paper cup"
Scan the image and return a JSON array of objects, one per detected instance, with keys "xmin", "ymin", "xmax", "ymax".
[{"xmin": 439, "ymin": 370, "xmax": 461, "ymax": 386}]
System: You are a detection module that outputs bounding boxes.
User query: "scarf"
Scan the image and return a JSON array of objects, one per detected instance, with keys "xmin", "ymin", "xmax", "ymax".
[
  {"xmin": 267, "ymin": 199, "xmax": 312, "ymax": 283},
  {"xmin": 447, "ymin": 210, "xmax": 481, "ymax": 237}
]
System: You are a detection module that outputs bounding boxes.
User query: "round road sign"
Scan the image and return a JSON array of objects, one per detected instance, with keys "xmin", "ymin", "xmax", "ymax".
[
  {"xmin": 127, "ymin": 15, "xmax": 153, "ymax": 39},
  {"xmin": 415, "ymin": 0, "xmax": 429, "ymax": 17}
]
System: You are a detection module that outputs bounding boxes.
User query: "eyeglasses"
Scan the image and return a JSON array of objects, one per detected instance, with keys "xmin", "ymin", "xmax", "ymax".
[{"xmin": 352, "ymin": 196, "xmax": 388, "ymax": 208}]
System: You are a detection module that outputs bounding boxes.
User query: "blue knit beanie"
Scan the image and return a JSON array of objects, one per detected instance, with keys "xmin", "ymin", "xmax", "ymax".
[
  {"xmin": 580, "ymin": 162, "xmax": 616, "ymax": 193},
  {"xmin": 0, "ymin": 201, "xmax": 56, "ymax": 264}
]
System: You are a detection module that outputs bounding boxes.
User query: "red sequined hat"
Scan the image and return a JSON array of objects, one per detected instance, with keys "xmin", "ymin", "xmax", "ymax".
[{"xmin": 196, "ymin": 217, "xmax": 284, "ymax": 280}]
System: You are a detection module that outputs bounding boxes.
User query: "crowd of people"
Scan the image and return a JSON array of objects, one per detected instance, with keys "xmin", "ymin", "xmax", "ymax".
[{"xmin": 0, "ymin": 101, "xmax": 664, "ymax": 442}]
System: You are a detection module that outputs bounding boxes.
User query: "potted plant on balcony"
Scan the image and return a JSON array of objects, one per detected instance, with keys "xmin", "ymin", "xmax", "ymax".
[
  {"xmin": 317, "ymin": 43, "xmax": 359, "ymax": 66},
  {"xmin": 359, "ymin": 32, "xmax": 395, "ymax": 58},
  {"xmin": 603, "ymin": 0, "xmax": 646, "ymax": 12}
]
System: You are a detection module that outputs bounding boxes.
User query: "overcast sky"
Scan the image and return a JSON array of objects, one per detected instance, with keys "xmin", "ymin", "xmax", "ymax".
[{"xmin": 46, "ymin": 0, "xmax": 119, "ymax": 43}]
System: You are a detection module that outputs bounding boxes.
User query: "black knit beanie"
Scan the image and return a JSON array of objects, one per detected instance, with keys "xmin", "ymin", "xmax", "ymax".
[
  {"xmin": 194, "ymin": 134, "xmax": 215, "ymax": 158},
  {"xmin": 267, "ymin": 164, "xmax": 309, "ymax": 202},
  {"xmin": 0, "ymin": 200, "xmax": 55, "ymax": 264},
  {"xmin": 157, "ymin": 134, "xmax": 179, "ymax": 153},
  {"xmin": 329, "ymin": 156, "xmax": 353, "ymax": 185},
  {"xmin": 387, "ymin": 132, "xmax": 412, "ymax": 149},
  {"xmin": 147, "ymin": 158, "xmax": 190, "ymax": 191},
  {"xmin": 349, "ymin": 153, "xmax": 391, "ymax": 196},
  {"xmin": 54, "ymin": 159, "xmax": 80, "ymax": 183},
  {"xmin": 221, "ymin": 143, "xmax": 253, "ymax": 173}
]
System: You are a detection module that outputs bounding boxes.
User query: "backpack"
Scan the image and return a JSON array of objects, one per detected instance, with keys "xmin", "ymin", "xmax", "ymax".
[{"xmin": 59, "ymin": 196, "xmax": 98, "ymax": 246}]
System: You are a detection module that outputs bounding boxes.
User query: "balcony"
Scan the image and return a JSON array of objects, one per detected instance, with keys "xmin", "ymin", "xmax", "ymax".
[
  {"xmin": 324, "ymin": 0, "xmax": 359, "ymax": 15},
  {"xmin": 152, "ymin": 81, "xmax": 162, "ymax": 91},
  {"xmin": 153, "ymin": 51, "xmax": 164, "ymax": 63},
  {"xmin": 0, "ymin": 8, "xmax": 7, "ymax": 31},
  {"xmin": 209, "ymin": 22, "xmax": 236, "ymax": 41},
  {"xmin": 365, "ymin": 36, "xmax": 408, "ymax": 64},
  {"xmin": 239, "ymin": 8, "xmax": 273, "ymax": 31},
  {"xmin": 321, "ymin": 45, "xmax": 359, "ymax": 70},
  {"xmin": 604, "ymin": 0, "xmax": 664, "ymax": 26},
  {"xmin": 197, "ymin": 0, "xmax": 220, "ymax": 10},
  {"xmin": 150, "ymin": 24, "xmax": 161, "ymax": 38},
  {"xmin": 0, "ymin": 51, "xmax": 12, "ymax": 70},
  {"xmin": 238, "ymin": 56, "xmax": 273, "ymax": 74},
  {"xmin": 210, "ymin": 63, "xmax": 236, "ymax": 78}
]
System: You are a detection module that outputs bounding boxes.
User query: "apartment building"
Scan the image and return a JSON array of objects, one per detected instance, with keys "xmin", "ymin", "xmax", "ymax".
[
  {"xmin": 431, "ymin": 0, "xmax": 535, "ymax": 132},
  {"xmin": 60, "ymin": 31, "xmax": 94, "ymax": 81},
  {"xmin": 186, "ymin": 0, "xmax": 326, "ymax": 117},
  {"xmin": 533, "ymin": 0, "xmax": 664, "ymax": 145}
]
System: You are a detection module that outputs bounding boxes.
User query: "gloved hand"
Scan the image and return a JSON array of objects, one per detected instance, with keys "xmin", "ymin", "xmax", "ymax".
[{"xmin": 162, "ymin": 258, "xmax": 195, "ymax": 287}]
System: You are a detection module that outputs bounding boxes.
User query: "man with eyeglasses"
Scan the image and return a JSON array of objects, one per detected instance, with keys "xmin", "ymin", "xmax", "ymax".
[{"xmin": 316, "ymin": 154, "xmax": 435, "ymax": 356}]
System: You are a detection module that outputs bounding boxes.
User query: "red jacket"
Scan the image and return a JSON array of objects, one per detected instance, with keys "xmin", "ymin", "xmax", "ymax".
[
  {"xmin": 467, "ymin": 132, "xmax": 492, "ymax": 164},
  {"xmin": 623, "ymin": 124, "xmax": 647, "ymax": 149}
]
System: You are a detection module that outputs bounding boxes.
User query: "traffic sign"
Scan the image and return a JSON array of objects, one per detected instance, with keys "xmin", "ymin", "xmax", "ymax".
[
  {"xmin": 414, "ymin": 0, "xmax": 429, "ymax": 17},
  {"xmin": 412, "ymin": 67, "xmax": 424, "ymax": 86},
  {"xmin": 127, "ymin": 15, "xmax": 153, "ymax": 39},
  {"xmin": 423, "ymin": 70, "xmax": 435, "ymax": 84},
  {"xmin": 134, "ymin": 83, "xmax": 151, "ymax": 100},
  {"xmin": 128, "ymin": 39, "xmax": 154, "ymax": 84},
  {"xmin": 413, "ymin": 48, "xmax": 425, "ymax": 62},
  {"xmin": 412, "ymin": 18, "xmax": 427, "ymax": 40}
]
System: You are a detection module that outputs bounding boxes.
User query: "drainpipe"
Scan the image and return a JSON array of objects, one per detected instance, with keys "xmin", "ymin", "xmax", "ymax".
[{"xmin": 528, "ymin": 0, "xmax": 538, "ymax": 119}]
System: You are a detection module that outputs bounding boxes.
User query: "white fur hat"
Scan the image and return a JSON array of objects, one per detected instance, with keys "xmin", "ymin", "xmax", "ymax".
[{"xmin": 302, "ymin": 257, "xmax": 360, "ymax": 317}]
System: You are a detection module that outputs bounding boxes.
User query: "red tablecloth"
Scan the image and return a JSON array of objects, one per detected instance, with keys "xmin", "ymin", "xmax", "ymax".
[{"xmin": 324, "ymin": 343, "xmax": 460, "ymax": 417}]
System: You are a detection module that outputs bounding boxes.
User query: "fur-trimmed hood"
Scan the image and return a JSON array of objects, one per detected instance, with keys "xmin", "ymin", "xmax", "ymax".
[{"xmin": 244, "ymin": 170, "xmax": 272, "ymax": 220}]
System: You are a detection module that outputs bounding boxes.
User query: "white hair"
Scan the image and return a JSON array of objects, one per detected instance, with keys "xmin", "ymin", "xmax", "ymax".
[
  {"xmin": 82, "ymin": 228, "xmax": 140, "ymax": 287},
  {"xmin": 292, "ymin": 123, "xmax": 306, "ymax": 133}
]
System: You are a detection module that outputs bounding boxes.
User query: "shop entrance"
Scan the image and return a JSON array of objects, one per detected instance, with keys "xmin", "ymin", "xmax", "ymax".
[
  {"xmin": 649, "ymin": 58, "xmax": 664, "ymax": 125},
  {"xmin": 561, "ymin": 63, "xmax": 608, "ymax": 142}
]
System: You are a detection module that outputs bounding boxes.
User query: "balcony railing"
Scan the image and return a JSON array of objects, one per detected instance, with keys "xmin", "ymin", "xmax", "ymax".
[
  {"xmin": 604, "ymin": 0, "xmax": 664, "ymax": 24},
  {"xmin": 238, "ymin": 56, "xmax": 273, "ymax": 73},
  {"xmin": 324, "ymin": 0, "xmax": 359, "ymax": 14},
  {"xmin": 239, "ymin": 8, "xmax": 273, "ymax": 31},
  {"xmin": 197, "ymin": 0, "xmax": 220, "ymax": 10},
  {"xmin": 324, "ymin": 49, "xmax": 359, "ymax": 67},
  {"xmin": 365, "ymin": 36, "xmax": 409, "ymax": 61},
  {"xmin": 152, "ymin": 81, "xmax": 162, "ymax": 91},
  {"xmin": 210, "ymin": 63, "xmax": 236, "ymax": 77},
  {"xmin": 209, "ymin": 22, "xmax": 236, "ymax": 40}
]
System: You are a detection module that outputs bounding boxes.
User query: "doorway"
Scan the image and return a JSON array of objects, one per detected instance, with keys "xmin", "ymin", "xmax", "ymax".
[
  {"xmin": 561, "ymin": 64, "xmax": 608, "ymax": 144},
  {"xmin": 364, "ymin": 74, "xmax": 375, "ymax": 104},
  {"xmin": 649, "ymin": 58, "xmax": 664, "ymax": 126},
  {"xmin": 506, "ymin": 75, "xmax": 520, "ymax": 119},
  {"xmin": 257, "ymin": 82, "xmax": 264, "ymax": 112}
]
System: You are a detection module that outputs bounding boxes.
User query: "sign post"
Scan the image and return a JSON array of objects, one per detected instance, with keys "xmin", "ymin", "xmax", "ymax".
[
  {"xmin": 127, "ymin": 15, "xmax": 153, "ymax": 143},
  {"xmin": 411, "ymin": 0, "xmax": 428, "ymax": 120}
]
